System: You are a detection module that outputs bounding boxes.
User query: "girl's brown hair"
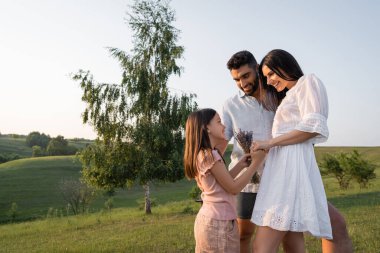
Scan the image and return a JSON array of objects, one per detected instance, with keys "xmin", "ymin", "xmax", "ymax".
[{"xmin": 183, "ymin": 109, "xmax": 216, "ymax": 179}]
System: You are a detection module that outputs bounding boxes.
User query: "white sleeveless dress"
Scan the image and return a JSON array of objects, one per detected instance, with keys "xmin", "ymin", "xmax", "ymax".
[{"xmin": 251, "ymin": 74, "xmax": 332, "ymax": 239}]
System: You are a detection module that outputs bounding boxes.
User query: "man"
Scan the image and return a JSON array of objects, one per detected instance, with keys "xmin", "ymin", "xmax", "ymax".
[{"xmin": 221, "ymin": 50, "xmax": 353, "ymax": 253}]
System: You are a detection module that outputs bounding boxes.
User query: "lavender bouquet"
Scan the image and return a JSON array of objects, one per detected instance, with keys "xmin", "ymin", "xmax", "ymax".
[{"xmin": 234, "ymin": 129, "xmax": 261, "ymax": 184}]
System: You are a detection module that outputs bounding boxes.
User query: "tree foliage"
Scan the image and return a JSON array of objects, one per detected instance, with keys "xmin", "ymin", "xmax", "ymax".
[
  {"xmin": 72, "ymin": 0, "xmax": 197, "ymax": 213},
  {"xmin": 32, "ymin": 145, "xmax": 45, "ymax": 157},
  {"xmin": 46, "ymin": 135, "xmax": 78, "ymax": 156},
  {"xmin": 0, "ymin": 153, "xmax": 21, "ymax": 164},
  {"xmin": 26, "ymin": 131, "xmax": 51, "ymax": 149}
]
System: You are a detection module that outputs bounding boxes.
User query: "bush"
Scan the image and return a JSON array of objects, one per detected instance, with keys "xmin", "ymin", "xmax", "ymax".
[
  {"xmin": 104, "ymin": 198, "xmax": 114, "ymax": 211},
  {"xmin": 8, "ymin": 202, "xmax": 18, "ymax": 222},
  {"xmin": 320, "ymin": 150, "xmax": 376, "ymax": 189},
  {"xmin": 347, "ymin": 150, "xmax": 376, "ymax": 188},
  {"xmin": 188, "ymin": 184, "xmax": 202, "ymax": 200},
  {"xmin": 182, "ymin": 206, "xmax": 196, "ymax": 214},
  {"xmin": 32, "ymin": 145, "xmax": 45, "ymax": 157},
  {"xmin": 320, "ymin": 153, "xmax": 352, "ymax": 189},
  {"xmin": 59, "ymin": 178, "xmax": 97, "ymax": 215},
  {"xmin": 46, "ymin": 207, "xmax": 62, "ymax": 218},
  {"xmin": 0, "ymin": 153, "xmax": 21, "ymax": 164}
]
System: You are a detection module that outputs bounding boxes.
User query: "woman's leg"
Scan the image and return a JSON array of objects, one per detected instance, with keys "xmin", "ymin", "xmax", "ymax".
[
  {"xmin": 282, "ymin": 231, "xmax": 305, "ymax": 253},
  {"xmin": 253, "ymin": 226, "xmax": 287, "ymax": 253}
]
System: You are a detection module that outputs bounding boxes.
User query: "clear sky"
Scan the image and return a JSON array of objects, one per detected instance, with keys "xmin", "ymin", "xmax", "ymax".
[{"xmin": 0, "ymin": 0, "xmax": 379, "ymax": 146}]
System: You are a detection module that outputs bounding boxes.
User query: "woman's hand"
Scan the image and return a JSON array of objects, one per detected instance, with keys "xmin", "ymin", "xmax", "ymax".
[
  {"xmin": 250, "ymin": 149, "xmax": 266, "ymax": 167},
  {"xmin": 251, "ymin": 140, "xmax": 272, "ymax": 152}
]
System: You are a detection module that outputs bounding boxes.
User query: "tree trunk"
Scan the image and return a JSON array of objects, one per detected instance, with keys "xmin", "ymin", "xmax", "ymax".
[{"xmin": 144, "ymin": 183, "xmax": 152, "ymax": 214}]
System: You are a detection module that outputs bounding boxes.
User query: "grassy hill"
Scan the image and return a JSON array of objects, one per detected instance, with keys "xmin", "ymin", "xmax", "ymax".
[
  {"xmin": 0, "ymin": 135, "xmax": 32, "ymax": 157},
  {"xmin": 0, "ymin": 155, "xmax": 196, "ymax": 223},
  {"xmin": 0, "ymin": 156, "xmax": 83, "ymax": 222},
  {"xmin": 0, "ymin": 146, "xmax": 378, "ymax": 252},
  {"xmin": 0, "ymin": 134, "xmax": 93, "ymax": 159},
  {"xmin": 67, "ymin": 138, "xmax": 94, "ymax": 150},
  {"xmin": 1, "ymin": 145, "xmax": 378, "ymax": 223}
]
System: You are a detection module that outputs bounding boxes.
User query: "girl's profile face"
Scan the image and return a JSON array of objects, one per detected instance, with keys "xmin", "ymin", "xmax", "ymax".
[
  {"xmin": 206, "ymin": 113, "xmax": 226, "ymax": 141},
  {"xmin": 262, "ymin": 65, "xmax": 297, "ymax": 91}
]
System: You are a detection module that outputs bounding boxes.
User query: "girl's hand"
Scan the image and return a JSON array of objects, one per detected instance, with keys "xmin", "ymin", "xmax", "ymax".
[
  {"xmin": 251, "ymin": 140, "xmax": 271, "ymax": 152},
  {"xmin": 237, "ymin": 153, "xmax": 251, "ymax": 168}
]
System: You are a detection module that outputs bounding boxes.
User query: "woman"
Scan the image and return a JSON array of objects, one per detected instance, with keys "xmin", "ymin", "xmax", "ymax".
[{"xmin": 251, "ymin": 49, "xmax": 332, "ymax": 253}]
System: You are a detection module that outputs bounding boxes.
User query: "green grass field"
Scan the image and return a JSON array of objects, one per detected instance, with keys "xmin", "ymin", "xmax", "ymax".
[
  {"xmin": 0, "ymin": 155, "xmax": 196, "ymax": 223},
  {"xmin": 0, "ymin": 145, "xmax": 379, "ymax": 252},
  {"xmin": 0, "ymin": 135, "xmax": 32, "ymax": 157},
  {"xmin": 0, "ymin": 135, "xmax": 93, "ymax": 159},
  {"xmin": 0, "ymin": 156, "xmax": 84, "ymax": 222},
  {"xmin": 0, "ymin": 173, "xmax": 378, "ymax": 252}
]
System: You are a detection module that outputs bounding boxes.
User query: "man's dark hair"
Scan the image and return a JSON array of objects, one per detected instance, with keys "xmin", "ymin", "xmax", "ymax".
[{"xmin": 227, "ymin": 50, "xmax": 257, "ymax": 70}]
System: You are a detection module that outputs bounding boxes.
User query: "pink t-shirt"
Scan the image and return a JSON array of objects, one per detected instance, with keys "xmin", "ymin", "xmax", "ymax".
[{"xmin": 195, "ymin": 149, "xmax": 237, "ymax": 220}]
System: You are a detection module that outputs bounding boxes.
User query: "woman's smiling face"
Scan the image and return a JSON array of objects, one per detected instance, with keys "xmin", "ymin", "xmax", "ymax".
[{"xmin": 261, "ymin": 65, "xmax": 297, "ymax": 92}]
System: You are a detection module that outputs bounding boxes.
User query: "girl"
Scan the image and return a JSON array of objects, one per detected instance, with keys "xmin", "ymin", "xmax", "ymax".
[
  {"xmin": 184, "ymin": 108, "xmax": 266, "ymax": 253},
  {"xmin": 251, "ymin": 49, "xmax": 333, "ymax": 252}
]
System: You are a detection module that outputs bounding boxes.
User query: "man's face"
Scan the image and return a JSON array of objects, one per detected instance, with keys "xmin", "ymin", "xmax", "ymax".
[{"xmin": 230, "ymin": 64, "xmax": 259, "ymax": 96}]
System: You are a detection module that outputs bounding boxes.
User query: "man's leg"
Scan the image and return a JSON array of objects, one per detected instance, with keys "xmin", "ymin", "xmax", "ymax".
[
  {"xmin": 322, "ymin": 202, "xmax": 353, "ymax": 253},
  {"xmin": 237, "ymin": 218, "xmax": 255, "ymax": 253},
  {"xmin": 236, "ymin": 192, "xmax": 256, "ymax": 253}
]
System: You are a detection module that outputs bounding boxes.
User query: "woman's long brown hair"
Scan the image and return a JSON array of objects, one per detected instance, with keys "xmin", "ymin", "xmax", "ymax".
[{"xmin": 259, "ymin": 49, "xmax": 304, "ymax": 109}]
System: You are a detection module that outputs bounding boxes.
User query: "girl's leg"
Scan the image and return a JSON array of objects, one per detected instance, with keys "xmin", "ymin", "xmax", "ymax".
[
  {"xmin": 282, "ymin": 232, "xmax": 305, "ymax": 253},
  {"xmin": 253, "ymin": 226, "xmax": 287, "ymax": 253}
]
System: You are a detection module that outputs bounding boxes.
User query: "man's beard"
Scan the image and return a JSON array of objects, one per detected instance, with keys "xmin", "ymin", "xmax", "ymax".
[{"xmin": 245, "ymin": 78, "xmax": 259, "ymax": 96}]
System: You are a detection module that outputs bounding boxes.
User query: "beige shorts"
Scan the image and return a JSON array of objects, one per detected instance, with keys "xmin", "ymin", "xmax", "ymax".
[{"xmin": 194, "ymin": 214, "xmax": 239, "ymax": 253}]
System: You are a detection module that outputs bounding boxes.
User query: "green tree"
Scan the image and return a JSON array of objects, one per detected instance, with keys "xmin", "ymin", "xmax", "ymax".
[
  {"xmin": 26, "ymin": 131, "xmax": 51, "ymax": 149},
  {"xmin": 72, "ymin": 0, "xmax": 197, "ymax": 214},
  {"xmin": 32, "ymin": 145, "xmax": 45, "ymax": 157},
  {"xmin": 47, "ymin": 135, "xmax": 67, "ymax": 155}
]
